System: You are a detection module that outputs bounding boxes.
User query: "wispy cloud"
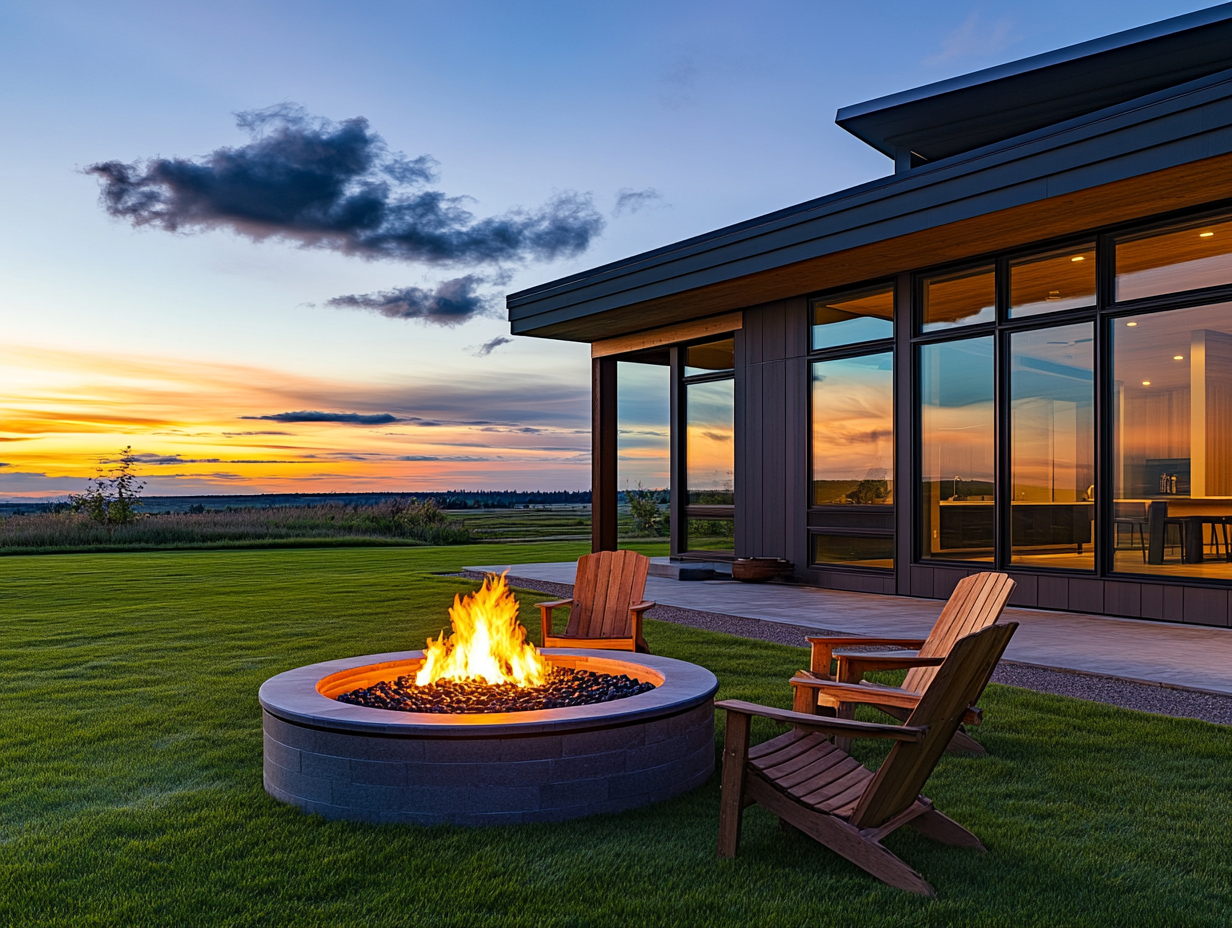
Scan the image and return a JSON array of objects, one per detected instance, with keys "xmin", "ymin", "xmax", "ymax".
[
  {"xmin": 328, "ymin": 274, "xmax": 498, "ymax": 326},
  {"xmin": 612, "ymin": 188, "xmax": 665, "ymax": 218},
  {"xmin": 926, "ymin": 12, "xmax": 1015, "ymax": 65},
  {"xmin": 471, "ymin": 336, "xmax": 512, "ymax": 357}
]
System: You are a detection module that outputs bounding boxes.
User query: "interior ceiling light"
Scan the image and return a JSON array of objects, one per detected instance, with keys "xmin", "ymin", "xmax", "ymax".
[
  {"xmin": 1071, "ymin": 255, "xmax": 1085, "ymax": 262},
  {"xmin": 1126, "ymin": 321, "xmax": 1138, "ymax": 326},
  {"xmin": 1200, "ymin": 231, "xmax": 1215, "ymax": 238},
  {"xmin": 1142, "ymin": 380, "xmax": 1152, "ymax": 386},
  {"xmin": 1175, "ymin": 355, "xmax": 1185, "ymax": 360}
]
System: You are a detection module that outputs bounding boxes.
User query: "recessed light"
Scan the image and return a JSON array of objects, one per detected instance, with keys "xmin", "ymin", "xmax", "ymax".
[
  {"xmin": 1174, "ymin": 355, "xmax": 1184, "ymax": 360},
  {"xmin": 1142, "ymin": 380, "xmax": 1152, "ymax": 386},
  {"xmin": 1126, "ymin": 321, "xmax": 1138, "ymax": 326},
  {"xmin": 1071, "ymin": 255, "xmax": 1085, "ymax": 262},
  {"xmin": 1200, "ymin": 231, "xmax": 1215, "ymax": 238}
]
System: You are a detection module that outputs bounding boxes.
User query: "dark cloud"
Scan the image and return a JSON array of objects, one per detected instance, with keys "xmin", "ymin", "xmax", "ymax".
[
  {"xmin": 85, "ymin": 104, "xmax": 604, "ymax": 266},
  {"xmin": 327, "ymin": 274, "xmax": 494, "ymax": 325},
  {"xmin": 472, "ymin": 336, "xmax": 513, "ymax": 357},
  {"xmin": 612, "ymin": 187, "xmax": 665, "ymax": 217},
  {"xmin": 241, "ymin": 410, "xmax": 400, "ymax": 425}
]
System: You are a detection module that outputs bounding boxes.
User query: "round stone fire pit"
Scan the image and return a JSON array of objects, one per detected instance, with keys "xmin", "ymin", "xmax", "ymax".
[{"xmin": 260, "ymin": 649, "xmax": 718, "ymax": 826}]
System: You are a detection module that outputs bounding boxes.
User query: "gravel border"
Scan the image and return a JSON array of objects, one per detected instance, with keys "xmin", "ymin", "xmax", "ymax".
[{"xmin": 452, "ymin": 571, "xmax": 1232, "ymax": 727}]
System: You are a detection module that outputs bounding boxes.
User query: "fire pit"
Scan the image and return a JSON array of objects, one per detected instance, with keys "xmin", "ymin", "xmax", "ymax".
[{"xmin": 260, "ymin": 575, "xmax": 717, "ymax": 825}]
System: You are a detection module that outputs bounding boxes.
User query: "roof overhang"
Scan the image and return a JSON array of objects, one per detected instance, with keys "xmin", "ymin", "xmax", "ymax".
[
  {"xmin": 836, "ymin": 3, "xmax": 1232, "ymax": 163},
  {"xmin": 508, "ymin": 69, "xmax": 1232, "ymax": 344}
]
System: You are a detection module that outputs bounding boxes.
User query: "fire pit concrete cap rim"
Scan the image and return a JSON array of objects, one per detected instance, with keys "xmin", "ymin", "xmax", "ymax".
[{"xmin": 259, "ymin": 648, "xmax": 718, "ymax": 737}]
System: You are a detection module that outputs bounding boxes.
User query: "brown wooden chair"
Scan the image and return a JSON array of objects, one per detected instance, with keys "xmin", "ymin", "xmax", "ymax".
[
  {"xmin": 717, "ymin": 622, "xmax": 1018, "ymax": 896},
  {"xmin": 538, "ymin": 550, "xmax": 654, "ymax": 652},
  {"xmin": 791, "ymin": 572, "xmax": 1015, "ymax": 754}
]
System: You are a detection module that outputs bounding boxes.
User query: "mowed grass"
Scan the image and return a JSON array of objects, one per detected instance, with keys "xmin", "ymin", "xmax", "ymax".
[{"xmin": 1, "ymin": 545, "xmax": 1230, "ymax": 928}]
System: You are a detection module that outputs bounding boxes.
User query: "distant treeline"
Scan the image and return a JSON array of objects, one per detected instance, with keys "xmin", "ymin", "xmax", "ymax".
[
  {"xmin": 0, "ymin": 498, "xmax": 470, "ymax": 553},
  {"xmin": 0, "ymin": 488, "xmax": 673, "ymax": 517},
  {"xmin": 0, "ymin": 490, "xmax": 602, "ymax": 517}
]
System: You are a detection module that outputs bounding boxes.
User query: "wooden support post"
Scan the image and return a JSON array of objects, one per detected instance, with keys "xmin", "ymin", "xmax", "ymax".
[{"xmin": 592, "ymin": 356, "xmax": 618, "ymax": 553}]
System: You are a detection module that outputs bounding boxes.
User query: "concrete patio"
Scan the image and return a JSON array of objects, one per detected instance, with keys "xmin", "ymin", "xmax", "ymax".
[{"xmin": 470, "ymin": 559, "xmax": 1232, "ymax": 696}]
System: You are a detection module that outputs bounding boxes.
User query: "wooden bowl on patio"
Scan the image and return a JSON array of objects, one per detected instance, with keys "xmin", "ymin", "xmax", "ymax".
[{"xmin": 732, "ymin": 557, "xmax": 793, "ymax": 583}]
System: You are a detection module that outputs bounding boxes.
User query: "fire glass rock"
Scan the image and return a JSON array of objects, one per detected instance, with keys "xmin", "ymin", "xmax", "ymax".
[{"xmin": 335, "ymin": 667, "xmax": 657, "ymax": 714}]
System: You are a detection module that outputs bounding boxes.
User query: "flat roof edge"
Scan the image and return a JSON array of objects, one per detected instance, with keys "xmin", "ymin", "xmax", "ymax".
[
  {"xmin": 835, "ymin": 2, "xmax": 1232, "ymax": 125},
  {"xmin": 508, "ymin": 69, "xmax": 1232, "ymax": 324}
]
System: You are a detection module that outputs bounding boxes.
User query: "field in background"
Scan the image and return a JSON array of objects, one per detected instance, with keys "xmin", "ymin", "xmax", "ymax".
[
  {"xmin": 2, "ymin": 544, "xmax": 1229, "ymax": 927},
  {"xmin": 0, "ymin": 501, "xmax": 670, "ymax": 554}
]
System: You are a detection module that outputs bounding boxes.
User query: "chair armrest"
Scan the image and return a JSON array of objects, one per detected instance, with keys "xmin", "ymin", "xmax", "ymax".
[
  {"xmin": 788, "ymin": 677, "xmax": 923, "ymax": 710},
  {"xmin": 628, "ymin": 601, "xmax": 654, "ymax": 652},
  {"xmin": 805, "ymin": 636, "xmax": 928, "ymax": 648},
  {"xmin": 537, "ymin": 599, "xmax": 574, "ymax": 641},
  {"xmin": 716, "ymin": 699, "xmax": 926, "ymax": 742},
  {"xmin": 805, "ymin": 636, "xmax": 928, "ymax": 678},
  {"xmin": 789, "ymin": 677, "xmax": 983, "ymax": 724}
]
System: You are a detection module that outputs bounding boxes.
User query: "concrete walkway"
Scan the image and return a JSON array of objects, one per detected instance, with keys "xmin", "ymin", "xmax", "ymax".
[{"xmin": 469, "ymin": 559, "xmax": 1232, "ymax": 695}]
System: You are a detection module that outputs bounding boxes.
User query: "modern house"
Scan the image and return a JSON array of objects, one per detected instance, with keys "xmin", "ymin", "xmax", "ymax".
[{"xmin": 507, "ymin": 5, "xmax": 1232, "ymax": 628}]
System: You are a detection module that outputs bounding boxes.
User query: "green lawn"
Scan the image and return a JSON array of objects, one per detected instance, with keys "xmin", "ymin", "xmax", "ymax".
[{"xmin": 2, "ymin": 544, "xmax": 1229, "ymax": 927}]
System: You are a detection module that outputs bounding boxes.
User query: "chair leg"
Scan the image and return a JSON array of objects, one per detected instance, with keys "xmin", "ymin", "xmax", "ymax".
[
  {"xmin": 717, "ymin": 711, "xmax": 751, "ymax": 859},
  {"xmin": 745, "ymin": 775, "xmax": 935, "ymax": 896},
  {"xmin": 909, "ymin": 809, "xmax": 985, "ymax": 850},
  {"xmin": 944, "ymin": 726, "xmax": 986, "ymax": 755},
  {"xmin": 833, "ymin": 701, "xmax": 856, "ymax": 754}
]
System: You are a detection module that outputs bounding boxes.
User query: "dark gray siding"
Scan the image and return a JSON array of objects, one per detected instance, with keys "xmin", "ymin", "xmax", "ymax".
[{"xmin": 735, "ymin": 299, "xmax": 808, "ymax": 571}]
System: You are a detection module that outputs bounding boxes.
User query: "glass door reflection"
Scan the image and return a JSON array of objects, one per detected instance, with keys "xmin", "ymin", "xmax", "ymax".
[
  {"xmin": 1009, "ymin": 323, "xmax": 1095, "ymax": 569},
  {"xmin": 920, "ymin": 337, "xmax": 995, "ymax": 562},
  {"xmin": 684, "ymin": 373, "xmax": 734, "ymax": 552}
]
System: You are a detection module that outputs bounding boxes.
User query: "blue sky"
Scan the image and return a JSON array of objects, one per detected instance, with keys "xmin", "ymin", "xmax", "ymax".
[{"xmin": 0, "ymin": 0, "xmax": 1213, "ymax": 496}]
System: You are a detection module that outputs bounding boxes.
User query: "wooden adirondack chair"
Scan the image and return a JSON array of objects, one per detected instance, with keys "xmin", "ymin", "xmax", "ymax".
[
  {"xmin": 538, "ymin": 550, "xmax": 654, "ymax": 652},
  {"xmin": 791, "ymin": 572, "xmax": 1015, "ymax": 754},
  {"xmin": 717, "ymin": 622, "xmax": 1018, "ymax": 896}
]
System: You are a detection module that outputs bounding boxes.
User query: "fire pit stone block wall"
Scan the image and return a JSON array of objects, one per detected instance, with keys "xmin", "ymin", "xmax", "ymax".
[{"xmin": 259, "ymin": 650, "xmax": 718, "ymax": 826}]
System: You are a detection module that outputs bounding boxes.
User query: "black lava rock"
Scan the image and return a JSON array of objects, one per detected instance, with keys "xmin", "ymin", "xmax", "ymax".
[{"xmin": 335, "ymin": 668, "xmax": 657, "ymax": 714}]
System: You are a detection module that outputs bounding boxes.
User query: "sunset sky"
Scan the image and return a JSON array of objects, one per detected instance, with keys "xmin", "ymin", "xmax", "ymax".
[{"xmin": 0, "ymin": 0, "xmax": 1207, "ymax": 498}]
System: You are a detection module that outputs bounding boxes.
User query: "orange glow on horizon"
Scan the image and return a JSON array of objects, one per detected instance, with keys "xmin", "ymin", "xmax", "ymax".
[{"xmin": 0, "ymin": 342, "xmax": 591, "ymax": 497}]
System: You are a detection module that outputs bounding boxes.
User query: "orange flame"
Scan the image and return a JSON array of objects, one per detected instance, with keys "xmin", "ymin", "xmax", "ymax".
[{"xmin": 415, "ymin": 572, "xmax": 549, "ymax": 687}]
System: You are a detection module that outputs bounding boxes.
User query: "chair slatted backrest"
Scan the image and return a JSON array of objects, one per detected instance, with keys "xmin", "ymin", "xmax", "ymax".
[
  {"xmin": 850, "ymin": 622, "xmax": 1018, "ymax": 830},
  {"xmin": 902, "ymin": 572, "xmax": 1015, "ymax": 695},
  {"xmin": 565, "ymin": 550, "xmax": 650, "ymax": 639}
]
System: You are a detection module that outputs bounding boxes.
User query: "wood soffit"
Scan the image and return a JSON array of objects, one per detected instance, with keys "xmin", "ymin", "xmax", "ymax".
[
  {"xmin": 529, "ymin": 152, "xmax": 1232, "ymax": 343},
  {"xmin": 590, "ymin": 312, "xmax": 743, "ymax": 358}
]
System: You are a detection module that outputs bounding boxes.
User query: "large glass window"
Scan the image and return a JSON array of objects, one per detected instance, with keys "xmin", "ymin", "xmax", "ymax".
[
  {"xmin": 1115, "ymin": 215, "xmax": 1232, "ymax": 302},
  {"xmin": 920, "ymin": 337, "xmax": 995, "ymax": 562},
  {"xmin": 810, "ymin": 351, "xmax": 894, "ymax": 569},
  {"xmin": 1009, "ymin": 323, "xmax": 1095, "ymax": 570},
  {"xmin": 684, "ymin": 368, "xmax": 734, "ymax": 552},
  {"xmin": 921, "ymin": 266, "xmax": 995, "ymax": 332},
  {"xmin": 812, "ymin": 353, "xmax": 893, "ymax": 506},
  {"xmin": 1111, "ymin": 302, "xmax": 1232, "ymax": 579},
  {"xmin": 1010, "ymin": 244, "xmax": 1096, "ymax": 318},
  {"xmin": 811, "ymin": 285, "xmax": 894, "ymax": 350}
]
